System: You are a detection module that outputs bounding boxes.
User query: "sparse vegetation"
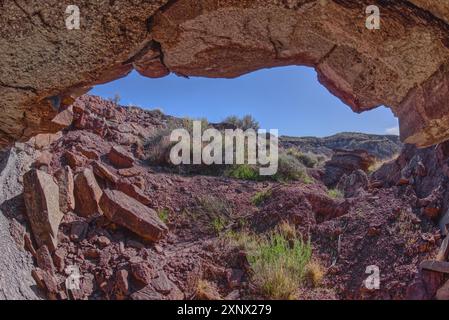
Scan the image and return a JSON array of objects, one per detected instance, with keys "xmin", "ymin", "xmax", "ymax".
[
  {"xmin": 304, "ymin": 260, "xmax": 325, "ymax": 288},
  {"xmin": 158, "ymin": 208, "xmax": 170, "ymax": 223},
  {"xmin": 327, "ymin": 188, "xmax": 344, "ymax": 199},
  {"xmin": 286, "ymin": 148, "xmax": 318, "ymax": 168},
  {"xmin": 251, "ymin": 189, "xmax": 272, "ymax": 206},
  {"xmin": 211, "ymin": 216, "xmax": 227, "ymax": 235},
  {"xmin": 274, "ymin": 153, "xmax": 312, "ymax": 184},
  {"xmin": 223, "ymin": 114, "xmax": 260, "ymax": 131},
  {"xmin": 110, "ymin": 92, "xmax": 121, "ymax": 104},
  {"xmin": 198, "ymin": 195, "xmax": 233, "ymax": 235},
  {"xmin": 226, "ymin": 164, "xmax": 260, "ymax": 181},
  {"xmin": 227, "ymin": 223, "xmax": 313, "ymax": 299}
]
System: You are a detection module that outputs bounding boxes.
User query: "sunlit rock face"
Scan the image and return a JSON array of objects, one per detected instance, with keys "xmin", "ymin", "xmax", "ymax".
[{"xmin": 2, "ymin": 0, "xmax": 449, "ymax": 148}]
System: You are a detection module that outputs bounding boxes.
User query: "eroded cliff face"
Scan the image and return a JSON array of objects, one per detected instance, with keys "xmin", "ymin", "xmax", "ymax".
[{"xmin": 2, "ymin": 0, "xmax": 449, "ymax": 148}]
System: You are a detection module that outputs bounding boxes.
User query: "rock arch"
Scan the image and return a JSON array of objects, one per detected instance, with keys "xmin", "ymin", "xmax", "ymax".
[{"xmin": 2, "ymin": 0, "xmax": 449, "ymax": 148}]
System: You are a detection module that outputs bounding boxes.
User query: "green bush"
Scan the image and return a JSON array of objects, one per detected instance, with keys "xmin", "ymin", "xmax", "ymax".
[
  {"xmin": 223, "ymin": 115, "xmax": 259, "ymax": 131},
  {"xmin": 274, "ymin": 153, "xmax": 312, "ymax": 183},
  {"xmin": 286, "ymin": 149, "xmax": 317, "ymax": 168},
  {"xmin": 226, "ymin": 164, "xmax": 260, "ymax": 181}
]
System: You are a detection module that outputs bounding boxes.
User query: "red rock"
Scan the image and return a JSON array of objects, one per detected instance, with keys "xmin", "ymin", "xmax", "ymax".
[
  {"xmin": 92, "ymin": 161, "xmax": 118, "ymax": 184},
  {"xmin": 27, "ymin": 132, "xmax": 62, "ymax": 150},
  {"xmin": 53, "ymin": 248, "xmax": 66, "ymax": 273},
  {"xmin": 436, "ymin": 280, "xmax": 449, "ymax": 300},
  {"xmin": 34, "ymin": 151, "xmax": 53, "ymax": 169},
  {"xmin": 24, "ymin": 233, "xmax": 37, "ymax": 257},
  {"xmin": 70, "ymin": 220, "xmax": 88, "ymax": 242},
  {"xmin": 64, "ymin": 151, "xmax": 85, "ymax": 169},
  {"xmin": 97, "ymin": 236, "xmax": 111, "ymax": 248},
  {"xmin": 75, "ymin": 145, "xmax": 99, "ymax": 160},
  {"xmin": 51, "ymin": 106, "xmax": 74, "ymax": 127},
  {"xmin": 422, "ymin": 269, "xmax": 445, "ymax": 298},
  {"xmin": 130, "ymin": 262, "xmax": 154, "ymax": 285},
  {"xmin": 54, "ymin": 166, "xmax": 75, "ymax": 214},
  {"xmin": 437, "ymin": 237, "xmax": 449, "ymax": 262},
  {"xmin": 116, "ymin": 180, "xmax": 151, "ymax": 205},
  {"xmin": 420, "ymin": 260, "xmax": 449, "ymax": 274},
  {"xmin": 36, "ymin": 245, "xmax": 56, "ymax": 275},
  {"xmin": 23, "ymin": 169, "xmax": 63, "ymax": 252},
  {"xmin": 130, "ymin": 286, "xmax": 164, "ymax": 300},
  {"xmin": 226, "ymin": 268, "xmax": 244, "ymax": 289},
  {"xmin": 423, "ymin": 207, "xmax": 441, "ymax": 220},
  {"xmin": 108, "ymin": 146, "xmax": 134, "ymax": 168},
  {"xmin": 99, "ymin": 189, "xmax": 167, "ymax": 242},
  {"xmin": 9, "ymin": 218, "xmax": 25, "ymax": 248},
  {"xmin": 151, "ymin": 270, "xmax": 173, "ymax": 295},
  {"xmin": 114, "ymin": 269, "xmax": 129, "ymax": 300},
  {"xmin": 74, "ymin": 168, "xmax": 103, "ymax": 217},
  {"xmin": 32, "ymin": 268, "xmax": 59, "ymax": 300},
  {"xmin": 117, "ymin": 167, "xmax": 141, "ymax": 177}
]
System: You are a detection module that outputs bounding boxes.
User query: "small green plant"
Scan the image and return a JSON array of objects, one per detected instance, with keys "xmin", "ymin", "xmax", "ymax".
[
  {"xmin": 211, "ymin": 216, "xmax": 227, "ymax": 235},
  {"xmin": 327, "ymin": 189, "xmax": 344, "ymax": 199},
  {"xmin": 252, "ymin": 189, "xmax": 272, "ymax": 206},
  {"xmin": 158, "ymin": 208, "xmax": 170, "ymax": 223},
  {"xmin": 226, "ymin": 164, "xmax": 260, "ymax": 181}
]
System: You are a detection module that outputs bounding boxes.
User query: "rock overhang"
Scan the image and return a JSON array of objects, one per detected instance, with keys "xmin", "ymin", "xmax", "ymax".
[{"xmin": 2, "ymin": 0, "xmax": 449, "ymax": 148}]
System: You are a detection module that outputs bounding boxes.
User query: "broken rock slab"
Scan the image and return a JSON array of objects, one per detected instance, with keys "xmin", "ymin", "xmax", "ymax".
[
  {"xmin": 420, "ymin": 260, "xmax": 449, "ymax": 274},
  {"xmin": 23, "ymin": 169, "xmax": 63, "ymax": 252},
  {"xmin": 108, "ymin": 146, "xmax": 134, "ymax": 169},
  {"xmin": 74, "ymin": 168, "xmax": 103, "ymax": 217},
  {"xmin": 99, "ymin": 189, "xmax": 167, "ymax": 242},
  {"xmin": 54, "ymin": 166, "xmax": 75, "ymax": 214}
]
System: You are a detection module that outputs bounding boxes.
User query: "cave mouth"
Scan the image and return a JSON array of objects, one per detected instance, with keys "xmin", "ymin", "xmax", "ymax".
[{"xmin": 89, "ymin": 66, "xmax": 399, "ymax": 139}]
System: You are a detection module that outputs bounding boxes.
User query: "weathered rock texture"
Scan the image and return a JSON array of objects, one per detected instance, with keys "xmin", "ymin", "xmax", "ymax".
[
  {"xmin": 0, "ymin": 145, "xmax": 40, "ymax": 300},
  {"xmin": 23, "ymin": 169, "xmax": 63, "ymax": 252},
  {"xmin": 2, "ymin": 1, "xmax": 449, "ymax": 148}
]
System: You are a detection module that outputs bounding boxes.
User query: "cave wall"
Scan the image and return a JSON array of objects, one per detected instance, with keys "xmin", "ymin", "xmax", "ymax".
[{"xmin": 2, "ymin": 0, "xmax": 449, "ymax": 148}]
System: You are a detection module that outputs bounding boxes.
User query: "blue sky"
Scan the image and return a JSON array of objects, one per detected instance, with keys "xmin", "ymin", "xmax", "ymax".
[{"xmin": 90, "ymin": 66, "xmax": 399, "ymax": 137}]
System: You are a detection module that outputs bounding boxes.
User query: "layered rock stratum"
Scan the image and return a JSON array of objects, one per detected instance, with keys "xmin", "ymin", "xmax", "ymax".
[{"xmin": 2, "ymin": 1, "xmax": 449, "ymax": 148}]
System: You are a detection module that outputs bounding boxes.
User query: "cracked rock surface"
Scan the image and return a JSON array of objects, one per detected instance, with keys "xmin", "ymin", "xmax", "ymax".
[{"xmin": 2, "ymin": 1, "xmax": 449, "ymax": 148}]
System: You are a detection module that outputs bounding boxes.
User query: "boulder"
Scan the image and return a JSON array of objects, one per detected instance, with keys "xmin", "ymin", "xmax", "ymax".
[
  {"xmin": 23, "ymin": 169, "xmax": 63, "ymax": 252},
  {"xmin": 116, "ymin": 180, "xmax": 151, "ymax": 205},
  {"xmin": 99, "ymin": 189, "xmax": 167, "ymax": 242},
  {"xmin": 74, "ymin": 168, "xmax": 103, "ymax": 217},
  {"xmin": 108, "ymin": 146, "xmax": 134, "ymax": 169},
  {"xmin": 336, "ymin": 169, "xmax": 369, "ymax": 198},
  {"xmin": 54, "ymin": 166, "xmax": 75, "ymax": 214},
  {"xmin": 323, "ymin": 149, "xmax": 375, "ymax": 187},
  {"xmin": 92, "ymin": 161, "xmax": 118, "ymax": 184}
]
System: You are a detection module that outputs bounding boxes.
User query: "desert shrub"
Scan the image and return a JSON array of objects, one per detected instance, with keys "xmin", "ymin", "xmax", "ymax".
[
  {"xmin": 248, "ymin": 226, "xmax": 312, "ymax": 299},
  {"xmin": 286, "ymin": 148, "xmax": 317, "ymax": 168},
  {"xmin": 251, "ymin": 189, "xmax": 272, "ymax": 206},
  {"xmin": 274, "ymin": 153, "xmax": 312, "ymax": 183},
  {"xmin": 198, "ymin": 195, "xmax": 233, "ymax": 234},
  {"xmin": 228, "ymin": 224, "xmax": 312, "ymax": 299},
  {"xmin": 327, "ymin": 188, "xmax": 343, "ymax": 199},
  {"xmin": 158, "ymin": 208, "xmax": 170, "ymax": 223},
  {"xmin": 226, "ymin": 164, "xmax": 260, "ymax": 181},
  {"xmin": 304, "ymin": 260, "xmax": 325, "ymax": 288},
  {"xmin": 223, "ymin": 115, "xmax": 259, "ymax": 131}
]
